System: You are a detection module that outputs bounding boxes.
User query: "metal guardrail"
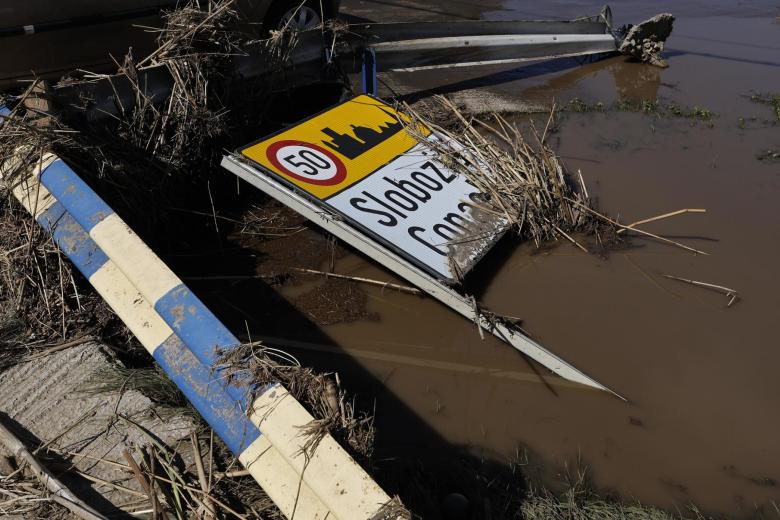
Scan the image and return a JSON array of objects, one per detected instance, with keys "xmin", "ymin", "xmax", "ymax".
[{"xmin": 54, "ymin": 9, "xmax": 622, "ymax": 118}]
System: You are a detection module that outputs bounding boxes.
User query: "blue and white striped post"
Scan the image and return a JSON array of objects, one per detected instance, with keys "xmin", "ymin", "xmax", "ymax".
[
  {"xmin": 3, "ymin": 153, "xmax": 331, "ymax": 518},
  {"xmin": 1, "ymin": 108, "xmax": 394, "ymax": 519}
]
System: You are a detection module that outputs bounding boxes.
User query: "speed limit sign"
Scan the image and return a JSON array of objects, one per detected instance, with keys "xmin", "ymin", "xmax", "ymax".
[
  {"xmin": 266, "ymin": 141, "xmax": 346, "ymax": 186},
  {"xmin": 238, "ymin": 94, "xmax": 504, "ymax": 282}
]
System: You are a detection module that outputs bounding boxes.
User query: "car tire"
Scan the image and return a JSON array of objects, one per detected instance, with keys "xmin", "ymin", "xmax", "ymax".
[{"xmin": 262, "ymin": 0, "xmax": 324, "ymax": 32}]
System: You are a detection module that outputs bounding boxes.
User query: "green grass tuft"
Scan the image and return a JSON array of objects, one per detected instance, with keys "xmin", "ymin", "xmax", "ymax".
[
  {"xmin": 749, "ymin": 92, "xmax": 780, "ymax": 123},
  {"xmin": 566, "ymin": 98, "xmax": 715, "ymax": 122}
]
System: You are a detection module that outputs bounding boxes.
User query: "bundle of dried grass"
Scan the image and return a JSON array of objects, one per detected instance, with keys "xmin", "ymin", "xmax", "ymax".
[
  {"xmin": 216, "ymin": 342, "xmax": 376, "ymax": 464},
  {"xmin": 401, "ymin": 96, "xmax": 708, "ymax": 258},
  {"xmin": 0, "ymin": 472, "xmax": 70, "ymax": 519},
  {"xmin": 70, "ymin": 0, "xmax": 301, "ymax": 175},
  {"xmin": 401, "ymin": 95, "xmax": 616, "ymax": 255},
  {"xmin": 0, "ymin": 192, "xmax": 112, "ymax": 348},
  {"xmin": 85, "ymin": 0, "xmax": 247, "ymax": 170}
]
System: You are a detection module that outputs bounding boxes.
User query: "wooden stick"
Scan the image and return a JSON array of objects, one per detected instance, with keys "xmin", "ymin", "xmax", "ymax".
[
  {"xmin": 563, "ymin": 197, "xmax": 709, "ymax": 255},
  {"xmin": 552, "ymin": 224, "xmax": 589, "ymax": 253},
  {"xmin": 290, "ymin": 268, "xmax": 422, "ymax": 295},
  {"xmin": 662, "ymin": 275, "xmax": 740, "ymax": 307},
  {"xmin": 184, "ymin": 270, "xmax": 422, "ymax": 295},
  {"xmin": 0, "ymin": 417, "xmax": 109, "ymax": 520},
  {"xmin": 617, "ymin": 209, "xmax": 707, "ymax": 234},
  {"xmin": 190, "ymin": 433, "xmax": 215, "ymax": 519},
  {"xmin": 122, "ymin": 449, "xmax": 157, "ymax": 518},
  {"xmin": 42, "ymin": 447, "xmax": 247, "ymax": 519},
  {"xmin": 72, "ymin": 470, "xmax": 148, "ymax": 499},
  {"xmin": 33, "ymin": 403, "xmax": 100, "ymax": 455},
  {"xmin": 144, "ymin": 474, "xmax": 249, "ymax": 520},
  {"xmin": 213, "ymin": 469, "xmax": 250, "ymax": 478}
]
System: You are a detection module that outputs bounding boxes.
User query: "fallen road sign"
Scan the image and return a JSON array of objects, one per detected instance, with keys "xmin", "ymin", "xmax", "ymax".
[
  {"xmin": 239, "ymin": 95, "xmax": 504, "ymax": 282},
  {"xmin": 222, "ymin": 96, "xmax": 624, "ymax": 399}
]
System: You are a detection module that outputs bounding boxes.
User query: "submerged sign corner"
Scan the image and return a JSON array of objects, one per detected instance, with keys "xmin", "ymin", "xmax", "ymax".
[{"xmin": 236, "ymin": 94, "xmax": 503, "ymax": 282}]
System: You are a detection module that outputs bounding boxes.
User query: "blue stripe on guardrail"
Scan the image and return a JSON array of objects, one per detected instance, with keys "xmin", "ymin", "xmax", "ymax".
[
  {"xmin": 29, "ymin": 189, "xmax": 260, "ymax": 456},
  {"xmin": 34, "ymin": 152, "xmax": 259, "ymax": 409},
  {"xmin": 1, "ymin": 106, "xmax": 262, "ymax": 455},
  {"xmin": 154, "ymin": 335, "xmax": 259, "ymax": 454},
  {"xmin": 38, "ymin": 202, "xmax": 110, "ymax": 279},
  {"xmin": 39, "ymin": 159, "xmax": 113, "ymax": 232},
  {"xmin": 154, "ymin": 285, "xmax": 257, "ymax": 405}
]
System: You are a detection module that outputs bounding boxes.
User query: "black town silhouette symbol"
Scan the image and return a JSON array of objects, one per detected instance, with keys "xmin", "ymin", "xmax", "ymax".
[{"xmin": 320, "ymin": 107, "xmax": 403, "ymax": 160}]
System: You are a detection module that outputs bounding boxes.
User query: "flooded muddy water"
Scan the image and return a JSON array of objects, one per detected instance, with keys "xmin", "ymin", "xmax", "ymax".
[{"xmin": 219, "ymin": 1, "xmax": 780, "ymax": 517}]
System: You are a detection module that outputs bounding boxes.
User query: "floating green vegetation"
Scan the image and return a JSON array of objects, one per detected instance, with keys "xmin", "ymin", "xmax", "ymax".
[
  {"xmin": 757, "ymin": 149, "xmax": 780, "ymax": 162},
  {"xmin": 749, "ymin": 92, "xmax": 780, "ymax": 123},
  {"xmin": 568, "ymin": 98, "xmax": 606, "ymax": 113},
  {"xmin": 566, "ymin": 98, "xmax": 715, "ymax": 122}
]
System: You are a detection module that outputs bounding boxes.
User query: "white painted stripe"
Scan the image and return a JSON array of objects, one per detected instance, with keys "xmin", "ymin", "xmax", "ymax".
[
  {"xmin": 239, "ymin": 436, "xmax": 331, "ymax": 519},
  {"xmin": 250, "ymin": 385, "xmax": 391, "ymax": 519},
  {"xmin": 90, "ymin": 213, "xmax": 182, "ymax": 304},
  {"xmin": 3, "ymin": 151, "xmax": 58, "ymax": 218},
  {"xmin": 89, "ymin": 262, "xmax": 173, "ymax": 353}
]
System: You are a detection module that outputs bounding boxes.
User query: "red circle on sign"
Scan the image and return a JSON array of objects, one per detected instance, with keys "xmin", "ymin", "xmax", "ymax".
[{"xmin": 266, "ymin": 140, "xmax": 347, "ymax": 186}]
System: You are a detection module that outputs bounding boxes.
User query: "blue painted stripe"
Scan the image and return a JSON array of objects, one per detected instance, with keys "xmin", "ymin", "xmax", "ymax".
[
  {"xmin": 36, "ymin": 200, "xmax": 67, "ymax": 232},
  {"xmin": 29, "ymin": 158, "xmax": 262, "ymax": 447},
  {"xmin": 38, "ymin": 202, "xmax": 109, "ymax": 280},
  {"xmin": 154, "ymin": 284, "xmax": 256, "ymax": 407},
  {"xmin": 154, "ymin": 334, "xmax": 260, "ymax": 455},
  {"xmin": 10, "ymin": 149, "xmax": 262, "ymax": 456},
  {"xmin": 154, "ymin": 334, "xmax": 260, "ymax": 456},
  {"xmin": 34, "ymin": 202, "xmax": 259, "ymax": 454},
  {"xmin": 39, "ymin": 159, "xmax": 113, "ymax": 232}
]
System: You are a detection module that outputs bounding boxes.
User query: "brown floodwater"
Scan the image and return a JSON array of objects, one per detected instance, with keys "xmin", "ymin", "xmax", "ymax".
[{"xmin": 195, "ymin": 1, "xmax": 780, "ymax": 517}]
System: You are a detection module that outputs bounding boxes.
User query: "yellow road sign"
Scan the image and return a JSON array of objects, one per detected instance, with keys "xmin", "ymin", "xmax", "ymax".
[{"xmin": 241, "ymin": 95, "xmax": 428, "ymax": 200}]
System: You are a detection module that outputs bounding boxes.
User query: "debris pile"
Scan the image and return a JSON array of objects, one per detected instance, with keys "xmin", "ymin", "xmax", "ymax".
[
  {"xmin": 403, "ymin": 95, "xmax": 618, "ymax": 258},
  {"xmin": 89, "ymin": 0, "xmax": 246, "ymax": 169},
  {"xmin": 617, "ymin": 13, "xmax": 675, "ymax": 68},
  {"xmin": 216, "ymin": 342, "xmax": 377, "ymax": 464},
  {"xmin": 403, "ymin": 95, "xmax": 711, "ymax": 267}
]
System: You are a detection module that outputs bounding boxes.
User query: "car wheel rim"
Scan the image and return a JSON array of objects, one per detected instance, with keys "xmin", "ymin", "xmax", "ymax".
[{"xmin": 279, "ymin": 5, "xmax": 322, "ymax": 30}]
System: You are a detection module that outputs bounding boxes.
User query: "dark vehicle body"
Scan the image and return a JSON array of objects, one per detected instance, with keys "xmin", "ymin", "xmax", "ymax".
[{"xmin": 0, "ymin": 0, "xmax": 339, "ymax": 89}]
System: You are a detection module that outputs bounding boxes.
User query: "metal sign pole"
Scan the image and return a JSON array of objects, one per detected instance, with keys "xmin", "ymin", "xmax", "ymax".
[{"xmin": 361, "ymin": 48, "xmax": 377, "ymax": 95}]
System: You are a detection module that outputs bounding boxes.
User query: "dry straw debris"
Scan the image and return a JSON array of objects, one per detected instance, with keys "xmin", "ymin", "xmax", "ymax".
[
  {"xmin": 67, "ymin": 0, "xmax": 247, "ymax": 173},
  {"xmin": 401, "ymin": 95, "xmax": 710, "ymax": 263},
  {"xmin": 401, "ymin": 95, "xmax": 618, "ymax": 257},
  {"xmin": 216, "ymin": 342, "xmax": 377, "ymax": 464}
]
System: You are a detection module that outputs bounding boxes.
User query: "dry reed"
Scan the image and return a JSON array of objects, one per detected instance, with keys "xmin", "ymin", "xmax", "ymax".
[
  {"xmin": 401, "ymin": 95, "xmax": 710, "ymax": 260},
  {"xmin": 215, "ymin": 342, "xmax": 377, "ymax": 465},
  {"xmin": 401, "ymin": 95, "xmax": 616, "ymax": 256}
]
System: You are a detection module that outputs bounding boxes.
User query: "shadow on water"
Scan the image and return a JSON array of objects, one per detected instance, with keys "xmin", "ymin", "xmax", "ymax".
[{"xmin": 399, "ymin": 54, "xmax": 618, "ymax": 104}]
